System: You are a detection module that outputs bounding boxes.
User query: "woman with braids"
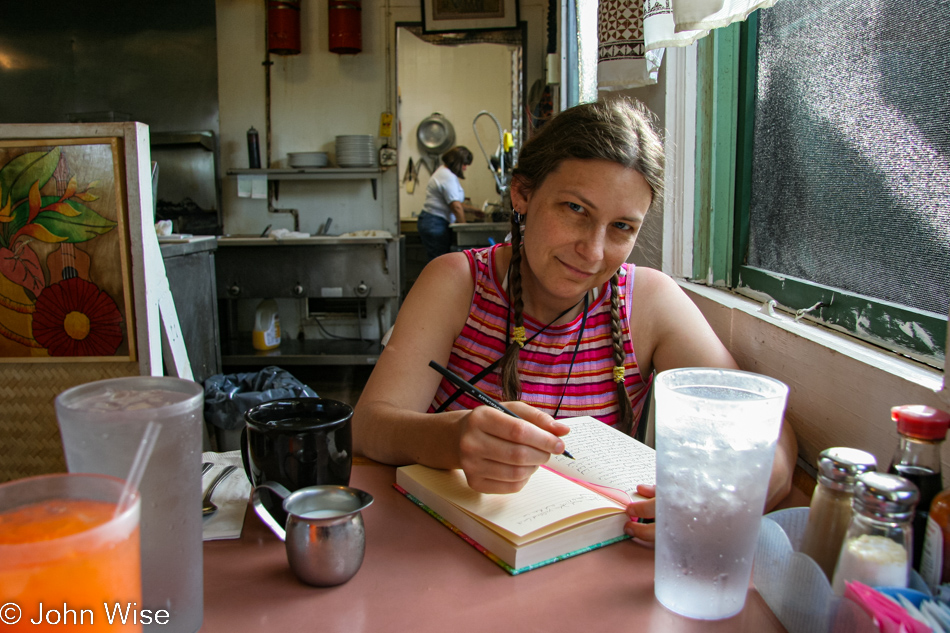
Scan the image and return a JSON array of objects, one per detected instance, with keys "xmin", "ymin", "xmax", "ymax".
[{"xmin": 354, "ymin": 98, "xmax": 797, "ymax": 544}]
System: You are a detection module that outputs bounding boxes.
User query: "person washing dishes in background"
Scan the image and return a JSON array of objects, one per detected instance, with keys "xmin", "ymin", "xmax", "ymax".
[
  {"xmin": 417, "ymin": 146, "xmax": 484, "ymax": 261},
  {"xmin": 356, "ymin": 98, "xmax": 797, "ymax": 544}
]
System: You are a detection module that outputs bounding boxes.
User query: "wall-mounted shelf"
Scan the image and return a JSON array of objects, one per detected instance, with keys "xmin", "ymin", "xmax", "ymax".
[
  {"xmin": 154, "ymin": 131, "xmax": 216, "ymax": 152},
  {"xmin": 220, "ymin": 337, "xmax": 383, "ymax": 366},
  {"xmin": 227, "ymin": 167, "xmax": 382, "ymax": 199}
]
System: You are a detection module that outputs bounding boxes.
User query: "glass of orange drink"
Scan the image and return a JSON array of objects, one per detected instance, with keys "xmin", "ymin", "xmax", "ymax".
[{"xmin": 0, "ymin": 473, "xmax": 142, "ymax": 631}]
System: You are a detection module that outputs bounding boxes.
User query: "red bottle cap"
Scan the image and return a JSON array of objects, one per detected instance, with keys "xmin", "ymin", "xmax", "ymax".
[{"xmin": 891, "ymin": 404, "xmax": 950, "ymax": 440}]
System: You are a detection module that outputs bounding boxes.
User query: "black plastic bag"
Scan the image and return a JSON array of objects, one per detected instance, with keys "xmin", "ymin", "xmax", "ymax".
[{"xmin": 203, "ymin": 366, "xmax": 318, "ymax": 431}]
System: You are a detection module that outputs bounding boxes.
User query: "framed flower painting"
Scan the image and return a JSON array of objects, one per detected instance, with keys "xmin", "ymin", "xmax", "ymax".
[
  {"xmin": 0, "ymin": 137, "xmax": 137, "ymax": 361},
  {"xmin": 0, "ymin": 122, "xmax": 172, "ymax": 482}
]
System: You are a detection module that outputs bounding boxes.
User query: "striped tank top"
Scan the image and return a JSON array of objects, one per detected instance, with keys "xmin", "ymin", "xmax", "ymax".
[{"xmin": 428, "ymin": 244, "xmax": 652, "ymax": 428}]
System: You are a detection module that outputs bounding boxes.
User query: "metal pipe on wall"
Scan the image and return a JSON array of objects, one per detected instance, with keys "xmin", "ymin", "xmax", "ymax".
[{"xmin": 264, "ymin": 0, "xmax": 273, "ymax": 169}]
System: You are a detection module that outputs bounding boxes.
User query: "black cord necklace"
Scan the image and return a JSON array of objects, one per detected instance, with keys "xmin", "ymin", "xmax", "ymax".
[
  {"xmin": 435, "ymin": 289, "xmax": 590, "ymax": 416},
  {"xmin": 553, "ymin": 292, "xmax": 589, "ymax": 417}
]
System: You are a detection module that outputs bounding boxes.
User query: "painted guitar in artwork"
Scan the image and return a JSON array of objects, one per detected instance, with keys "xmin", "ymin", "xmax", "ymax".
[{"xmin": 46, "ymin": 243, "xmax": 91, "ymax": 284}]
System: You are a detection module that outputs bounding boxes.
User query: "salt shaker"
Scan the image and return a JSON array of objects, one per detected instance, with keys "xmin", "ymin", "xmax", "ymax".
[
  {"xmin": 800, "ymin": 447, "xmax": 877, "ymax": 581},
  {"xmin": 831, "ymin": 471, "xmax": 919, "ymax": 596}
]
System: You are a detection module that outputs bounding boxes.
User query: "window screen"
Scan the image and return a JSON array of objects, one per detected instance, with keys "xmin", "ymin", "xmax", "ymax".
[{"xmin": 747, "ymin": 0, "xmax": 950, "ymax": 317}]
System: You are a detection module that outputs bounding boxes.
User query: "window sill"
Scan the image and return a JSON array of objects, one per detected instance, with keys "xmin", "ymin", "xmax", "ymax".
[
  {"xmin": 681, "ymin": 280, "xmax": 945, "ymax": 391},
  {"xmin": 678, "ymin": 280, "xmax": 949, "ymax": 473}
]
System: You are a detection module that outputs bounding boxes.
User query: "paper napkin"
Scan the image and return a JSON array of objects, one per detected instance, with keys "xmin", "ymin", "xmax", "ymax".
[{"xmin": 201, "ymin": 451, "xmax": 252, "ymax": 541}]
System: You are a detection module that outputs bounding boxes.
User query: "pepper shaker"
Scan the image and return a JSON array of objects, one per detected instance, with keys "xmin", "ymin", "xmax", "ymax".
[{"xmin": 800, "ymin": 447, "xmax": 877, "ymax": 581}]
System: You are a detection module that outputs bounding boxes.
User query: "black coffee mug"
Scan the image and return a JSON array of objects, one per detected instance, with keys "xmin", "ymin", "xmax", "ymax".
[{"xmin": 241, "ymin": 398, "xmax": 353, "ymax": 527}]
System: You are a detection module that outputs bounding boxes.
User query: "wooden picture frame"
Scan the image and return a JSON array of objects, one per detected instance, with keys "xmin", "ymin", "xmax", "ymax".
[
  {"xmin": 0, "ymin": 136, "xmax": 138, "ymax": 362},
  {"xmin": 0, "ymin": 122, "xmax": 189, "ymax": 482},
  {"xmin": 421, "ymin": 0, "xmax": 520, "ymax": 33}
]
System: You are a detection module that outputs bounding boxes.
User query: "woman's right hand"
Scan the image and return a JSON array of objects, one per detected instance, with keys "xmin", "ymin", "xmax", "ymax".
[{"xmin": 455, "ymin": 401, "xmax": 570, "ymax": 494}]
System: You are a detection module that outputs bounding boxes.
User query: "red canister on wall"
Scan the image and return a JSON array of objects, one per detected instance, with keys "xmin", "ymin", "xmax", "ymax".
[
  {"xmin": 328, "ymin": 0, "xmax": 361, "ymax": 54},
  {"xmin": 268, "ymin": 0, "xmax": 302, "ymax": 55}
]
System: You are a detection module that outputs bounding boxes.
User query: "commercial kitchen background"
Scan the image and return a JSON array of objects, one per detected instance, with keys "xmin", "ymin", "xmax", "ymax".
[{"xmin": 1, "ymin": 0, "xmax": 948, "ymax": 482}]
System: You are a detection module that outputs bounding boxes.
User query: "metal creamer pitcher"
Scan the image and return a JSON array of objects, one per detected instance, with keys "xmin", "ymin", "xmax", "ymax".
[{"xmin": 252, "ymin": 481, "xmax": 373, "ymax": 587}]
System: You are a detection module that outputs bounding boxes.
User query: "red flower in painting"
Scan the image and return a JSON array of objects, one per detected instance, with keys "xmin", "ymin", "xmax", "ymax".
[{"xmin": 32, "ymin": 277, "xmax": 123, "ymax": 356}]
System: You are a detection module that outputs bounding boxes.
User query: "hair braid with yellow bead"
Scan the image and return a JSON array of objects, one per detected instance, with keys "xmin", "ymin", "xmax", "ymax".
[{"xmin": 498, "ymin": 97, "xmax": 664, "ymax": 434}]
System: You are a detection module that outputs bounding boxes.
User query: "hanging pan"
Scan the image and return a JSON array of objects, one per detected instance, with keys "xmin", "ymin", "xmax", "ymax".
[{"xmin": 417, "ymin": 112, "xmax": 455, "ymax": 173}]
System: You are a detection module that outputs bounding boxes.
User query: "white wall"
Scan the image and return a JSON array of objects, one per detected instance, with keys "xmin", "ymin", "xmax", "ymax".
[
  {"xmin": 215, "ymin": 0, "xmax": 549, "ymax": 235},
  {"xmin": 216, "ymin": 0, "xmax": 394, "ymax": 236},
  {"xmin": 397, "ymin": 29, "xmax": 514, "ymax": 220},
  {"xmin": 605, "ymin": 62, "xmax": 668, "ymax": 272}
]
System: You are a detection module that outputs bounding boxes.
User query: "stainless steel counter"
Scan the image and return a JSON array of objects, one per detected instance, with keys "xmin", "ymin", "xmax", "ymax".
[
  {"xmin": 215, "ymin": 236, "xmax": 399, "ymax": 300},
  {"xmin": 214, "ymin": 338, "xmax": 383, "ymax": 366},
  {"xmin": 159, "ymin": 236, "xmax": 221, "ymax": 383},
  {"xmin": 158, "ymin": 235, "xmax": 218, "ymax": 256},
  {"xmin": 450, "ymin": 221, "xmax": 510, "ymax": 247},
  {"xmin": 214, "ymin": 236, "xmax": 400, "ymax": 366},
  {"xmin": 216, "ymin": 235, "xmax": 392, "ymax": 247}
]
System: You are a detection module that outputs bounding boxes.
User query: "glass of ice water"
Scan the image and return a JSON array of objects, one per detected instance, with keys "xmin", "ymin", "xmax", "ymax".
[
  {"xmin": 55, "ymin": 377, "xmax": 205, "ymax": 633},
  {"xmin": 653, "ymin": 368, "xmax": 788, "ymax": 620}
]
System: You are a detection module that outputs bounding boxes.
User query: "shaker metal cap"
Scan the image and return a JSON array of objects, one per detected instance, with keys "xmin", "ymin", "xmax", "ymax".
[
  {"xmin": 853, "ymin": 471, "xmax": 920, "ymax": 521},
  {"xmin": 817, "ymin": 447, "xmax": 878, "ymax": 491}
]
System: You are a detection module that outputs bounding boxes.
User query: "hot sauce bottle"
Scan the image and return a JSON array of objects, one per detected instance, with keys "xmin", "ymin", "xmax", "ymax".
[
  {"xmin": 915, "ymin": 407, "xmax": 950, "ymax": 598},
  {"xmin": 886, "ymin": 404, "xmax": 950, "ymax": 571},
  {"xmin": 922, "ymin": 487, "xmax": 950, "ymax": 599}
]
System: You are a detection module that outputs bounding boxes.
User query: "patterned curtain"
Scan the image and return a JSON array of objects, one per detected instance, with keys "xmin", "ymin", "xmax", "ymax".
[
  {"xmin": 643, "ymin": 0, "xmax": 782, "ymax": 51},
  {"xmin": 598, "ymin": 0, "xmax": 664, "ymax": 90},
  {"xmin": 597, "ymin": 0, "xmax": 782, "ymax": 90}
]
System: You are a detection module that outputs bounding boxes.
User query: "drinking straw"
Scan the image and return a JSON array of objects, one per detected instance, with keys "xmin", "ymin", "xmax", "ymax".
[{"xmin": 115, "ymin": 421, "xmax": 162, "ymax": 517}]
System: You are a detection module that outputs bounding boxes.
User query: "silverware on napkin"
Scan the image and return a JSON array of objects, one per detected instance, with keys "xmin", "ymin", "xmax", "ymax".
[{"xmin": 202, "ymin": 465, "xmax": 238, "ymax": 518}]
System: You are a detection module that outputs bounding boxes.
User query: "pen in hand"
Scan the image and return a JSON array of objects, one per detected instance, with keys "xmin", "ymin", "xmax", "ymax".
[{"xmin": 428, "ymin": 361, "xmax": 575, "ymax": 460}]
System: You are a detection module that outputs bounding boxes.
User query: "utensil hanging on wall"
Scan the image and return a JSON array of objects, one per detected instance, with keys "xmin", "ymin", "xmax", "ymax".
[
  {"xmin": 404, "ymin": 158, "xmax": 415, "ymax": 194},
  {"xmin": 417, "ymin": 113, "xmax": 455, "ymax": 173}
]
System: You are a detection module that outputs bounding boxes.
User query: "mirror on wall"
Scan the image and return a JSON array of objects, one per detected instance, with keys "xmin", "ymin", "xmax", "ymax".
[{"xmin": 396, "ymin": 25, "xmax": 524, "ymax": 221}]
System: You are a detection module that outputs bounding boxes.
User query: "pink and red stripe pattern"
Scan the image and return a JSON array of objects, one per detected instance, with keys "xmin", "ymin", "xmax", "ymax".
[{"xmin": 429, "ymin": 244, "xmax": 652, "ymax": 429}]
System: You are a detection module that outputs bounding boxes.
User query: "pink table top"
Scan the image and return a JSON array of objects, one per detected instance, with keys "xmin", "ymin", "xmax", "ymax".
[{"xmin": 200, "ymin": 464, "xmax": 790, "ymax": 633}]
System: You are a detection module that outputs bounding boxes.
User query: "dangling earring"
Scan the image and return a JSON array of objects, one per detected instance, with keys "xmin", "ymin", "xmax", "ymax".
[{"xmin": 512, "ymin": 210, "xmax": 525, "ymax": 225}]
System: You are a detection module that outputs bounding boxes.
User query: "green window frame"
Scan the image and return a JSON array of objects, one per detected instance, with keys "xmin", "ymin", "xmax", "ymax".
[{"xmin": 693, "ymin": 13, "xmax": 948, "ymax": 366}]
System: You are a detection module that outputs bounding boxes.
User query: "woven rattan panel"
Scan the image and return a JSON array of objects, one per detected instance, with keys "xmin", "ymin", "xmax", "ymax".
[
  {"xmin": 0, "ymin": 363, "xmax": 139, "ymax": 482},
  {"xmin": 748, "ymin": 0, "xmax": 950, "ymax": 316}
]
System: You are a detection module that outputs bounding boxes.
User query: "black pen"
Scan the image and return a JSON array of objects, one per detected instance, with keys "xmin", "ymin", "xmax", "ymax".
[{"xmin": 428, "ymin": 361, "xmax": 575, "ymax": 460}]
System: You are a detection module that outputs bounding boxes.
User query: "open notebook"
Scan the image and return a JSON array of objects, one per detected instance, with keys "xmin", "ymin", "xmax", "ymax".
[{"xmin": 395, "ymin": 416, "xmax": 656, "ymax": 574}]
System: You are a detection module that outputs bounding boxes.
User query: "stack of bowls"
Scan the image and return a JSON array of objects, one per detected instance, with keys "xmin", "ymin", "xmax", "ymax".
[
  {"xmin": 335, "ymin": 135, "xmax": 375, "ymax": 168},
  {"xmin": 288, "ymin": 152, "xmax": 329, "ymax": 168}
]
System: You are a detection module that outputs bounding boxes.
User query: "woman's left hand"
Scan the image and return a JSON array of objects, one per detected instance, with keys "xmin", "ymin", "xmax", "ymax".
[{"xmin": 624, "ymin": 484, "xmax": 656, "ymax": 545}]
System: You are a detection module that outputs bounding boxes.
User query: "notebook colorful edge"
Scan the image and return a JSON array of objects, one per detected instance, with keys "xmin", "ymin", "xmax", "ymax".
[{"xmin": 393, "ymin": 483, "xmax": 629, "ymax": 576}]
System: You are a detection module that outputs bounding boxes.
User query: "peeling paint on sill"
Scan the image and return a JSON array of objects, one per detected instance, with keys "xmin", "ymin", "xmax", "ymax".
[{"xmin": 679, "ymin": 280, "xmax": 945, "ymax": 394}]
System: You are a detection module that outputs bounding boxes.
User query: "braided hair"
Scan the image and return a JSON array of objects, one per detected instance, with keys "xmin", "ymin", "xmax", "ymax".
[{"xmin": 499, "ymin": 98, "xmax": 664, "ymax": 436}]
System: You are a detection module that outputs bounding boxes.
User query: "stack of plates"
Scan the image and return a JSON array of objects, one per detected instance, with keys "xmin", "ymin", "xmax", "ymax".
[{"xmin": 335, "ymin": 135, "xmax": 375, "ymax": 168}]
